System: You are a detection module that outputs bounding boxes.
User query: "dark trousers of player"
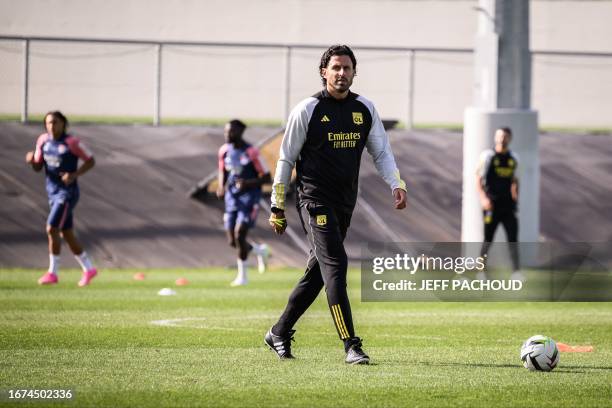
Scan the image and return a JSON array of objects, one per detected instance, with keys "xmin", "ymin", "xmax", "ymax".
[
  {"xmin": 480, "ymin": 207, "xmax": 520, "ymax": 271},
  {"xmin": 273, "ymin": 203, "xmax": 357, "ymax": 351}
]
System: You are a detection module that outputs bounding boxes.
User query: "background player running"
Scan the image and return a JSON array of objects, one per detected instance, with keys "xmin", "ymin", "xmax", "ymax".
[
  {"xmin": 476, "ymin": 126, "xmax": 524, "ymax": 281},
  {"xmin": 25, "ymin": 111, "xmax": 98, "ymax": 286},
  {"xmin": 216, "ymin": 119, "xmax": 271, "ymax": 286},
  {"xmin": 266, "ymin": 45, "xmax": 407, "ymax": 364}
]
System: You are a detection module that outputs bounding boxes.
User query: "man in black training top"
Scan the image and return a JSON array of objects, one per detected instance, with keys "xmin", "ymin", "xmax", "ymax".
[
  {"xmin": 476, "ymin": 127, "xmax": 524, "ymax": 281},
  {"xmin": 265, "ymin": 44, "xmax": 407, "ymax": 365}
]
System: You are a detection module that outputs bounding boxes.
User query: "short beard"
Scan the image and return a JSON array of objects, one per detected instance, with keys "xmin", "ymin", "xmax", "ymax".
[{"xmin": 330, "ymin": 80, "xmax": 351, "ymax": 92}]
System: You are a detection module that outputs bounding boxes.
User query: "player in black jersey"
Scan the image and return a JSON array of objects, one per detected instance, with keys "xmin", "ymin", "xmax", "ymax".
[
  {"xmin": 476, "ymin": 127, "xmax": 524, "ymax": 281},
  {"xmin": 265, "ymin": 45, "xmax": 407, "ymax": 364}
]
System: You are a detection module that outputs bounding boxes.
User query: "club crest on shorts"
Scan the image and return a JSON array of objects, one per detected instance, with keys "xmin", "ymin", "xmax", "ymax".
[
  {"xmin": 316, "ymin": 215, "xmax": 327, "ymax": 226},
  {"xmin": 352, "ymin": 112, "xmax": 363, "ymax": 125}
]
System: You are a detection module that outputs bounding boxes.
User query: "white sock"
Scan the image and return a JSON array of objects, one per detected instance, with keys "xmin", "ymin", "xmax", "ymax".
[
  {"xmin": 49, "ymin": 254, "xmax": 60, "ymax": 275},
  {"xmin": 251, "ymin": 244, "xmax": 263, "ymax": 256},
  {"xmin": 253, "ymin": 243, "xmax": 270, "ymax": 257},
  {"xmin": 75, "ymin": 251, "xmax": 94, "ymax": 272},
  {"xmin": 236, "ymin": 259, "xmax": 247, "ymax": 281}
]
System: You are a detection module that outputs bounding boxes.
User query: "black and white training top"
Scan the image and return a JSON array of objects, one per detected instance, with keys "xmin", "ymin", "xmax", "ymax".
[
  {"xmin": 477, "ymin": 148, "xmax": 519, "ymax": 209},
  {"xmin": 271, "ymin": 89, "xmax": 406, "ymax": 214}
]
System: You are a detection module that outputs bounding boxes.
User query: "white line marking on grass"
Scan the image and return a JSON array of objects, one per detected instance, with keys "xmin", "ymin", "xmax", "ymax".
[
  {"xmin": 150, "ymin": 318, "xmax": 192, "ymax": 327},
  {"xmin": 149, "ymin": 316, "xmax": 445, "ymax": 341},
  {"xmin": 150, "ymin": 318, "xmax": 256, "ymax": 332},
  {"xmin": 375, "ymin": 333, "xmax": 444, "ymax": 341},
  {"xmin": 150, "ymin": 313, "xmax": 281, "ymax": 331}
]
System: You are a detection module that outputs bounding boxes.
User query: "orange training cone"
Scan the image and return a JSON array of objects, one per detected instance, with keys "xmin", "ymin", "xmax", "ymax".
[{"xmin": 557, "ymin": 342, "xmax": 594, "ymax": 353}]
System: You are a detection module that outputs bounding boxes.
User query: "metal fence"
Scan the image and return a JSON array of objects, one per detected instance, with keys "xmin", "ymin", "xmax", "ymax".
[{"xmin": 1, "ymin": 35, "xmax": 611, "ymax": 128}]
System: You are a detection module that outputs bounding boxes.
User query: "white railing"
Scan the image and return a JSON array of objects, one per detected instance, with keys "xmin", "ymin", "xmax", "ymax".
[{"xmin": 1, "ymin": 35, "xmax": 611, "ymax": 128}]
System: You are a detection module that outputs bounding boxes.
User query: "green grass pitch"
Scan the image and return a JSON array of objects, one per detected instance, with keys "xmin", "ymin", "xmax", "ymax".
[{"xmin": 1, "ymin": 268, "xmax": 611, "ymax": 407}]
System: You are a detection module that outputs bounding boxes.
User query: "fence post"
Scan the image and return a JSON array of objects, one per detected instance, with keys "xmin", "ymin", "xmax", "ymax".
[
  {"xmin": 283, "ymin": 46, "xmax": 292, "ymax": 125},
  {"xmin": 22, "ymin": 39, "xmax": 30, "ymax": 123},
  {"xmin": 154, "ymin": 43, "xmax": 162, "ymax": 126},
  {"xmin": 407, "ymin": 49, "xmax": 415, "ymax": 130}
]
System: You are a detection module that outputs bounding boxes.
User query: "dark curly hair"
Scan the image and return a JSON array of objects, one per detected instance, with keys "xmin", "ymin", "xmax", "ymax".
[{"xmin": 319, "ymin": 44, "xmax": 357, "ymax": 86}]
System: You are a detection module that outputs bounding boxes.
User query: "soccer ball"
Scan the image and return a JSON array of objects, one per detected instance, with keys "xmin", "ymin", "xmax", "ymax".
[{"xmin": 520, "ymin": 335, "xmax": 559, "ymax": 371}]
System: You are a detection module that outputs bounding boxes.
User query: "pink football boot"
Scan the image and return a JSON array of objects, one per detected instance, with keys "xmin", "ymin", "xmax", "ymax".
[
  {"xmin": 38, "ymin": 272, "xmax": 58, "ymax": 285},
  {"xmin": 78, "ymin": 269, "xmax": 98, "ymax": 287}
]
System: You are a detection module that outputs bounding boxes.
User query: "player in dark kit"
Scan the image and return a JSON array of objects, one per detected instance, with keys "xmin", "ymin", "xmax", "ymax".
[
  {"xmin": 25, "ymin": 111, "xmax": 98, "ymax": 286},
  {"xmin": 476, "ymin": 127, "xmax": 524, "ymax": 281},
  {"xmin": 265, "ymin": 45, "xmax": 407, "ymax": 364},
  {"xmin": 217, "ymin": 119, "xmax": 271, "ymax": 286}
]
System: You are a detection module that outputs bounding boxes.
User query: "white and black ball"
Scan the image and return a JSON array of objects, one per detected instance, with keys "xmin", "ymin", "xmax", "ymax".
[{"xmin": 520, "ymin": 335, "xmax": 560, "ymax": 371}]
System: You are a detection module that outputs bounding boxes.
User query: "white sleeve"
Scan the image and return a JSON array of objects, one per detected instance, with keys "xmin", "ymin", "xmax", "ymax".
[
  {"xmin": 477, "ymin": 150, "xmax": 494, "ymax": 178},
  {"xmin": 510, "ymin": 151, "xmax": 519, "ymax": 180},
  {"xmin": 361, "ymin": 98, "xmax": 406, "ymax": 192},
  {"xmin": 271, "ymin": 97, "xmax": 317, "ymax": 210}
]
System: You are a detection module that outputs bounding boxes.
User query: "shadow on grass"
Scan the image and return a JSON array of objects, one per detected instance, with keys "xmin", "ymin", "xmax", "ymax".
[{"xmin": 412, "ymin": 361, "xmax": 612, "ymax": 373}]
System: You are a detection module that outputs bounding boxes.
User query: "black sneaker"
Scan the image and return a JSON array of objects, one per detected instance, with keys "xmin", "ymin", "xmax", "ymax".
[
  {"xmin": 345, "ymin": 338, "xmax": 370, "ymax": 365},
  {"xmin": 264, "ymin": 328, "xmax": 296, "ymax": 359}
]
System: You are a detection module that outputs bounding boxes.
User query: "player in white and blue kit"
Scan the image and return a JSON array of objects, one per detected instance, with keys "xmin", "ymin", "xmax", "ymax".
[
  {"xmin": 216, "ymin": 120, "xmax": 271, "ymax": 286},
  {"xmin": 25, "ymin": 111, "xmax": 98, "ymax": 286}
]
